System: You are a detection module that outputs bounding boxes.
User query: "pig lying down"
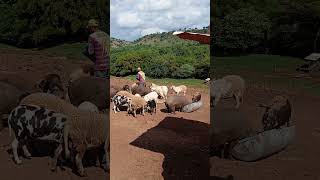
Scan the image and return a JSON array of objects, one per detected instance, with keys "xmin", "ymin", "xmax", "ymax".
[{"xmin": 8, "ymin": 104, "xmax": 68, "ymax": 171}]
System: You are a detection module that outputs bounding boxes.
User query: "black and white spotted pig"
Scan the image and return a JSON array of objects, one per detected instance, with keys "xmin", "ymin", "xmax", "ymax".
[
  {"xmin": 146, "ymin": 100, "xmax": 157, "ymax": 115},
  {"xmin": 8, "ymin": 104, "xmax": 68, "ymax": 171},
  {"xmin": 112, "ymin": 95, "xmax": 131, "ymax": 113}
]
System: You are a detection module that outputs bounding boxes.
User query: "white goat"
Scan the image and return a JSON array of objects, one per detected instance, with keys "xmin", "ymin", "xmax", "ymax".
[
  {"xmin": 211, "ymin": 75, "xmax": 245, "ymax": 109},
  {"xmin": 170, "ymin": 85, "xmax": 187, "ymax": 96},
  {"xmin": 143, "ymin": 91, "xmax": 158, "ymax": 102},
  {"xmin": 150, "ymin": 83, "xmax": 168, "ymax": 100}
]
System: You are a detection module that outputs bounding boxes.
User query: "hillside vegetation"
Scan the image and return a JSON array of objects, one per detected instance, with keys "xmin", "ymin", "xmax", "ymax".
[
  {"xmin": 213, "ymin": 0, "xmax": 320, "ymax": 57},
  {"xmin": 110, "ymin": 27, "xmax": 210, "ymax": 79},
  {"xmin": 0, "ymin": 0, "xmax": 109, "ymax": 48},
  {"xmin": 213, "ymin": 54, "xmax": 320, "ymax": 96}
]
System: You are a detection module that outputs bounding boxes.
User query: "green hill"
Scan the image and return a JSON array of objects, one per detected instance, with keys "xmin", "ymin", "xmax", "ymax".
[
  {"xmin": 111, "ymin": 26, "xmax": 209, "ymax": 48},
  {"xmin": 110, "ymin": 27, "xmax": 210, "ymax": 79},
  {"xmin": 111, "ymin": 37, "xmax": 133, "ymax": 48}
]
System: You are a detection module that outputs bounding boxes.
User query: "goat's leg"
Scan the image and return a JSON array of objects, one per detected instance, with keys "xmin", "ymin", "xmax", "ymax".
[
  {"xmin": 12, "ymin": 138, "xmax": 22, "ymax": 164},
  {"xmin": 240, "ymin": 94, "xmax": 244, "ymax": 104},
  {"xmin": 234, "ymin": 95, "xmax": 240, "ymax": 109},
  {"xmin": 227, "ymin": 141, "xmax": 236, "ymax": 159},
  {"xmin": 22, "ymin": 144, "xmax": 31, "ymax": 159},
  {"xmin": 142, "ymin": 106, "xmax": 145, "ymax": 116},
  {"xmin": 113, "ymin": 105, "xmax": 117, "ymax": 113},
  {"xmin": 172, "ymin": 106, "xmax": 176, "ymax": 114},
  {"xmin": 160, "ymin": 92, "xmax": 165, "ymax": 99},
  {"xmin": 103, "ymin": 141, "xmax": 110, "ymax": 172},
  {"xmin": 75, "ymin": 144, "xmax": 87, "ymax": 177},
  {"xmin": 50, "ymin": 144, "xmax": 63, "ymax": 172}
]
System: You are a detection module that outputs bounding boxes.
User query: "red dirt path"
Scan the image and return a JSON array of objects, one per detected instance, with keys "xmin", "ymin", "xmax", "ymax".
[
  {"xmin": 211, "ymin": 87, "xmax": 320, "ymax": 180},
  {"xmin": 0, "ymin": 48, "xmax": 211, "ymax": 180}
]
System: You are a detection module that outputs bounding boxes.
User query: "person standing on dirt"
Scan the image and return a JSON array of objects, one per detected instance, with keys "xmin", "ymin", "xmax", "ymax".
[
  {"xmin": 84, "ymin": 19, "xmax": 109, "ymax": 78},
  {"xmin": 136, "ymin": 67, "xmax": 146, "ymax": 87}
]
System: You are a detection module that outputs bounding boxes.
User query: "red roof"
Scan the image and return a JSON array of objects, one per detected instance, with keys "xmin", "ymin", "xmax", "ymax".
[{"xmin": 173, "ymin": 31, "xmax": 210, "ymax": 45}]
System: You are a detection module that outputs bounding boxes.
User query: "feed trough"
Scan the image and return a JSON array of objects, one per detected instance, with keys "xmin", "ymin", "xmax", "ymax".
[{"xmin": 231, "ymin": 125, "xmax": 295, "ymax": 162}]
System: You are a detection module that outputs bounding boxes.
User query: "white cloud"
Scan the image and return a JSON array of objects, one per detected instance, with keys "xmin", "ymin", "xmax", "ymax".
[
  {"xmin": 116, "ymin": 12, "xmax": 143, "ymax": 28},
  {"xmin": 137, "ymin": 0, "xmax": 173, "ymax": 11},
  {"xmin": 111, "ymin": 0, "xmax": 210, "ymax": 41}
]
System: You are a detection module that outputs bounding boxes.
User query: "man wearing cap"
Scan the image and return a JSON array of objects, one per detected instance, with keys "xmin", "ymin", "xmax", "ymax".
[
  {"xmin": 136, "ymin": 67, "xmax": 146, "ymax": 87},
  {"xmin": 84, "ymin": 19, "xmax": 109, "ymax": 78}
]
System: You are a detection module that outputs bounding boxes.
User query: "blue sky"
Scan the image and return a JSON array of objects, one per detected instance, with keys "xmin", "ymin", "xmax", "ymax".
[{"xmin": 110, "ymin": 0, "xmax": 210, "ymax": 41}]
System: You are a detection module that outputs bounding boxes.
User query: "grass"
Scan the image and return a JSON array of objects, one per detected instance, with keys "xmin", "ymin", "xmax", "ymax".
[
  {"xmin": 42, "ymin": 42, "xmax": 87, "ymax": 60},
  {"xmin": 213, "ymin": 54, "xmax": 304, "ymax": 75},
  {"xmin": 213, "ymin": 54, "xmax": 320, "ymax": 96},
  {"xmin": 123, "ymin": 75, "xmax": 208, "ymax": 89},
  {"xmin": 0, "ymin": 43, "xmax": 17, "ymax": 49},
  {"xmin": 0, "ymin": 42, "xmax": 87, "ymax": 60}
]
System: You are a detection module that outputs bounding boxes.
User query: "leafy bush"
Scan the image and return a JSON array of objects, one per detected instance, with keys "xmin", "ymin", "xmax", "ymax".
[
  {"xmin": 194, "ymin": 63, "xmax": 210, "ymax": 79},
  {"xmin": 110, "ymin": 43, "xmax": 209, "ymax": 79},
  {"xmin": 213, "ymin": 7, "xmax": 271, "ymax": 51},
  {"xmin": 174, "ymin": 64, "xmax": 195, "ymax": 79},
  {"xmin": 145, "ymin": 63, "xmax": 170, "ymax": 78},
  {"xmin": 0, "ymin": 0, "xmax": 109, "ymax": 48}
]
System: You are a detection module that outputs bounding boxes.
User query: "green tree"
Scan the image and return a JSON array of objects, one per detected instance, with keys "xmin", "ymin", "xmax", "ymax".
[
  {"xmin": 0, "ymin": 0, "xmax": 109, "ymax": 47},
  {"xmin": 214, "ymin": 7, "xmax": 271, "ymax": 51},
  {"xmin": 174, "ymin": 64, "xmax": 195, "ymax": 79}
]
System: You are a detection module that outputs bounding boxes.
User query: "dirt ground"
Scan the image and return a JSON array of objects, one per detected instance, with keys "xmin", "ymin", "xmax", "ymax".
[
  {"xmin": 110, "ymin": 77, "xmax": 210, "ymax": 180},
  {"xmin": 210, "ymin": 86, "xmax": 320, "ymax": 180},
  {"xmin": 0, "ymin": 48, "xmax": 211, "ymax": 180},
  {"xmin": 0, "ymin": 49, "xmax": 108, "ymax": 180},
  {"xmin": 2, "ymin": 47, "xmax": 319, "ymax": 180}
]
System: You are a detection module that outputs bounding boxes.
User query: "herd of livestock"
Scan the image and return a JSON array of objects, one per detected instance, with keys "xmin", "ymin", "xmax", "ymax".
[
  {"xmin": 0, "ymin": 64, "xmax": 108, "ymax": 177},
  {"xmin": 0, "ymin": 60, "xmax": 296, "ymax": 177},
  {"xmin": 110, "ymin": 80, "xmax": 203, "ymax": 117},
  {"xmin": 209, "ymin": 74, "xmax": 294, "ymax": 163},
  {"xmin": 0, "ymin": 63, "xmax": 206, "ymax": 177},
  {"xmin": 110, "ymin": 83, "xmax": 202, "ymax": 117}
]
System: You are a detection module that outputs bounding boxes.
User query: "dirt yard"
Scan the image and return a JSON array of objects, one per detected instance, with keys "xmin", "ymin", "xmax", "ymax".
[
  {"xmin": 0, "ymin": 48, "xmax": 211, "ymax": 180},
  {"xmin": 0, "ymin": 48, "xmax": 108, "ymax": 180},
  {"xmin": 110, "ymin": 77, "xmax": 210, "ymax": 180},
  {"xmin": 210, "ymin": 86, "xmax": 320, "ymax": 180},
  {"xmin": 3, "ymin": 47, "xmax": 318, "ymax": 180}
]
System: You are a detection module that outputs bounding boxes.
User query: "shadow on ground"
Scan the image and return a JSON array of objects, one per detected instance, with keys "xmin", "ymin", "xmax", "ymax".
[
  {"xmin": 130, "ymin": 116, "xmax": 210, "ymax": 180},
  {"xmin": 5, "ymin": 140, "xmax": 106, "ymax": 176}
]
